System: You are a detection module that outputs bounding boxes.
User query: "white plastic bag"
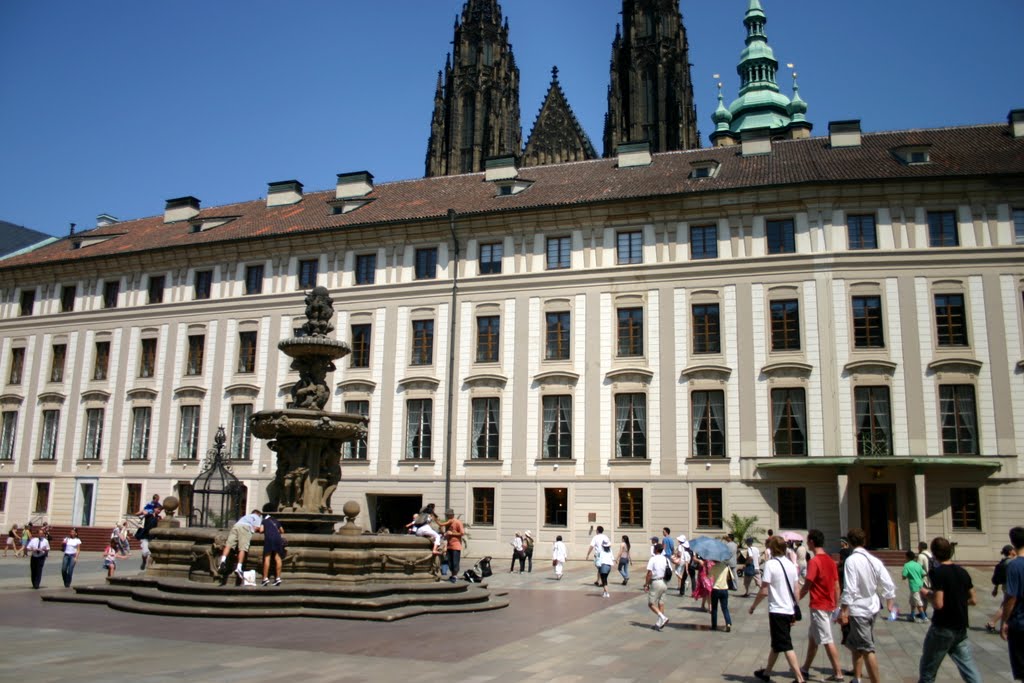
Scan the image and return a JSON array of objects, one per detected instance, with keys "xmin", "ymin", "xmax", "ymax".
[{"xmin": 242, "ymin": 570, "xmax": 257, "ymax": 586}]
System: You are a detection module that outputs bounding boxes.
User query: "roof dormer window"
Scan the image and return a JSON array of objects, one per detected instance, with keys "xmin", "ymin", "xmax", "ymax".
[
  {"xmin": 894, "ymin": 145, "xmax": 932, "ymax": 165},
  {"xmin": 689, "ymin": 160, "xmax": 721, "ymax": 180}
]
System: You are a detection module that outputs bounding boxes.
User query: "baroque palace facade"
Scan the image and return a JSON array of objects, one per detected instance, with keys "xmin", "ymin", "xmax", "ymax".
[{"xmin": 0, "ymin": 1, "xmax": 1023, "ymax": 560}]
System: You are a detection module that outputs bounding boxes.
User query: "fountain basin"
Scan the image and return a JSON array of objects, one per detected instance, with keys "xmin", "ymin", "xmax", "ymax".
[
  {"xmin": 250, "ymin": 409, "xmax": 367, "ymax": 441},
  {"xmin": 278, "ymin": 336, "xmax": 350, "ymax": 361}
]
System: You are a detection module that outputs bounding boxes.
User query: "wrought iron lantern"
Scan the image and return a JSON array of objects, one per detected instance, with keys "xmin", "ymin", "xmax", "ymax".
[{"xmin": 191, "ymin": 426, "xmax": 245, "ymax": 528}]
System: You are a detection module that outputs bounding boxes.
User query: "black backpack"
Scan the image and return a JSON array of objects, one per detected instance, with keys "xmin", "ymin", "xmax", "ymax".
[
  {"xmin": 477, "ymin": 556, "xmax": 493, "ymax": 578},
  {"xmin": 463, "ymin": 569, "xmax": 481, "ymax": 583}
]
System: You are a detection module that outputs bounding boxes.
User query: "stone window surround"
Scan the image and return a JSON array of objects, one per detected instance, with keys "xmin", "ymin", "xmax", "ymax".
[
  {"xmin": 929, "ymin": 279, "xmax": 973, "ymax": 353},
  {"xmin": 766, "ymin": 284, "xmax": 805, "ymax": 358},
  {"xmin": 848, "ymin": 280, "xmax": 887, "ymax": 352}
]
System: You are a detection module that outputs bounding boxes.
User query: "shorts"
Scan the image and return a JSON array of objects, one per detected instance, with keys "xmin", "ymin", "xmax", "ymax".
[
  {"xmin": 103, "ymin": 559, "xmax": 115, "ymax": 569},
  {"xmin": 1009, "ymin": 627, "xmax": 1024, "ymax": 681},
  {"xmin": 846, "ymin": 615, "xmax": 876, "ymax": 653},
  {"xmin": 808, "ymin": 609, "xmax": 834, "ymax": 645},
  {"xmin": 648, "ymin": 579, "xmax": 667, "ymax": 606},
  {"xmin": 226, "ymin": 524, "xmax": 254, "ymax": 553},
  {"xmin": 910, "ymin": 591, "xmax": 924, "ymax": 608},
  {"xmin": 769, "ymin": 612, "xmax": 795, "ymax": 653},
  {"xmin": 5, "ymin": 537, "xmax": 13, "ymax": 547}
]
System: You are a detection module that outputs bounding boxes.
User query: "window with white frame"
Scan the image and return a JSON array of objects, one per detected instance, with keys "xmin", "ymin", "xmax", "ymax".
[
  {"xmin": 186, "ymin": 335, "xmax": 205, "ymax": 376},
  {"xmin": 855, "ymin": 386, "xmax": 892, "ymax": 456},
  {"xmin": 297, "ymin": 259, "xmax": 319, "ymax": 289},
  {"xmin": 93, "ymin": 341, "xmax": 110, "ymax": 381},
  {"xmin": 129, "ymin": 407, "xmax": 151, "ymax": 460},
  {"xmin": 546, "ymin": 236, "xmax": 571, "ymax": 270},
  {"xmin": 1014, "ymin": 209, "xmax": 1024, "ymax": 246},
  {"xmin": 39, "ymin": 409, "xmax": 60, "ymax": 460},
  {"xmin": 405, "ymin": 399, "xmax": 432, "ymax": 460},
  {"xmin": 342, "ymin": 400, "xmax": 369, "ymax": 460},
  {"xmin": 81, "ymin": 408, "xmax": 104, "ymax": 460},
  {"xmin": 177, "ymin": 405, "xmax": 201, "ymax": 460},
  {"xmin": 692, "ymin": 390, "xmax": 726, "ymax": 458},
  {"xmin": 771, "ymin": 388, "xmax": 806, "ymax": 456},
  {"xmin": 411, "ymin": 320, "xmax": 434, "ymax": 365},
  {"xmin": 230, "ymin": 404, "xmax": 253, "ymax": 460},
  {"xmin": 479, "ymin": 242, "xmax": 503, "ymax": 274},
  {"xmin": 237, "ymin": 331, "xmax": 257, "ymax": 373},
  {"xmin": 614, "ymin": 393, "xmax": 647, "ymax": 459},
  {"xmin": 0, "ymin": 411, "xmax": 17, "ymax": 460},
  {"xmin": 542, "ymin": 395, "xmax": 572, "ymax": 459},
  {"xmin": 939, "ymin": 385, "xmax": 977, "ymax": 455},
  {"xmin": 616, "ymin": 308, "xmax": 644, "ymax": 357},
  {"xmin": 471, "ymin": 397, "xmax": 500, "ymax": 459},
  {"xmin": 617, "ymin": 231, "xmax": 643, "ymax": 265}
]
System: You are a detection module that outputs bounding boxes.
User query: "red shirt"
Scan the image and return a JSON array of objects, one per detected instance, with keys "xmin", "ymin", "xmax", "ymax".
[
  {"xmin": 445, "ymin": 519, "xmax": 464, "ymax": 551},
  {"xmin": 805, "ymin": 551, "xmax": 839, "ymax": 611}
]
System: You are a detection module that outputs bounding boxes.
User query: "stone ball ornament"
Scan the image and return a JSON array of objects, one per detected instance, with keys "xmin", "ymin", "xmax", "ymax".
[{"xmin": 161, "ymin": 495, "xmax": 179, "ymax": 516}]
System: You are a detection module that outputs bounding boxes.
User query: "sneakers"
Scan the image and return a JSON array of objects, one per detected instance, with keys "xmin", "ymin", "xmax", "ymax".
[
  {"xmin": 654, "ymin": 613, "xmax": 668, "ymax": 630},
  {"xmin": 234, "ymin": 566, "xmax": 244, "ymax": 579},
  {"xmin": 261, "ymin": 578, "xmax": 270, "ymax": 586},
  {"xmin": 602, "ymin": 590, "xmax": 610, "ymax": 598},
  {"xmin": 273, "ymin": 578, "xmax": 282, "ymax": 586},
  {"xmin": 825, "ymin": 676, "xmax": 845, "ymax": 682},
  {"xmin": 753, "ymin": 669, "xmax": 772, "ymax": 682},
  {"xmin": 725, "ymin": 624, "xmax": 732, "ymax": 633}
]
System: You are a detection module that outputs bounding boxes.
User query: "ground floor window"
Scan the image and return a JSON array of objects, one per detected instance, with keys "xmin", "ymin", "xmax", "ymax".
[
  {"xmin": 696, "ymin": 488, "xmax": 722, "ymax": 529},
  {"xmin": 950, "ymin": 488, "xmax": 981, "ymax": 530},
  {"xmin": 126, "ymin": 483, "xmax": 141, "ymax": 515},
  {"xmin": 473, "ymin": 487, "xmax": 494, "ymax": 526},
  {"xmin": 778, "ymin": 487, "xmax": 807, "ymax": 529},
  {"xmin": 618, "ymin": 488, "xmax": 643, "ymax": 528},
  {"xmin": 34, "ymin": 482, "xmax": 49, "ymax": 513},
  {"xmin": 544, "ymin": 488, "xmax": 568, "ymax": 527}
]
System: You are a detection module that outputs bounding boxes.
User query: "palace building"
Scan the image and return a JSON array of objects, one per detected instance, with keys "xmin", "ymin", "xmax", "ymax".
[{"xmin": 0, "ymin": 0, "xmax": 1022, "ymax": 560}]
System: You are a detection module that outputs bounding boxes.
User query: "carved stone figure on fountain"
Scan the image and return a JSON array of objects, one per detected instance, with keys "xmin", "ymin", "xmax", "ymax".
[{"xmin": 301, "ymin": 286, "xmax": 335, "ymax": 337}]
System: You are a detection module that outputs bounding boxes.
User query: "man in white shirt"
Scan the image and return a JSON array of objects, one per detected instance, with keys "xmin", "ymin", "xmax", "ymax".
[
  {"xmin": 27, "ymin": 527, "xmax": 50, "ymax": 589},
  {"xmin": 839, "ymin": 528, "xmax": 897, "ymax": 683},
  {"xmin": 750, "ymin": 536, "xmax": 806, "ymax": 683},
  {"xmin": 645, "ymin": 541, "xmax": 672, "ymax": 630},
  {"xmin": 585, "ymin": 525, "xmax": 611, "ymax": 587}
]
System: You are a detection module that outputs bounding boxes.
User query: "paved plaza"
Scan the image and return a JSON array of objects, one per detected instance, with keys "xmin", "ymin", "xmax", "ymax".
[{"xmin": 0, "ymin": 554, "xmax": 1015, "ymax": 682}]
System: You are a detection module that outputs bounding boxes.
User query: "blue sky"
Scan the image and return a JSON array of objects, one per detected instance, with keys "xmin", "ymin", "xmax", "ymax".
[{"xmin": 1, "ymin": 0, "xmax": 1020, "ymax": 237}]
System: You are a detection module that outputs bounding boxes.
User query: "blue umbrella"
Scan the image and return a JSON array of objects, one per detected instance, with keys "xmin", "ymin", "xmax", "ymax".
[{"xmin": 688, "ymin": 536, "xmax": 732, "ymax": 563}]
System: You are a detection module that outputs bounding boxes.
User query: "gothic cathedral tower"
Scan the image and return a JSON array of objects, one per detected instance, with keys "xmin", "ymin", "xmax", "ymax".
[
  {"xmin": 425, "ymin": 0, "xmax": 523, "ymax": 177},
  {"xmin": 603, "ymin": 0, "xmax": 700, "ymax": 156}
]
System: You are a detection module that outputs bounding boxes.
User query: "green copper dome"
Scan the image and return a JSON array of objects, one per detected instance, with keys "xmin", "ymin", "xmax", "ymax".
[{"xmin": 712, "ymin": 0, "xmax": 809, "ymax": 139}]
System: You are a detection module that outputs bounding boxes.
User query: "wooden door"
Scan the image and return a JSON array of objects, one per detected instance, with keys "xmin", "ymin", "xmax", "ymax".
[{"xmin": 859, "ymin": 484, "xmax": 898, "ymax": 549}]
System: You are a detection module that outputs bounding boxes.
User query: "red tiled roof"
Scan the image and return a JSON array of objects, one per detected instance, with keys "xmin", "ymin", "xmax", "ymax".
[{"xmin": 3, "ymin": 123, "xmax": 1023, "ymax": 270}]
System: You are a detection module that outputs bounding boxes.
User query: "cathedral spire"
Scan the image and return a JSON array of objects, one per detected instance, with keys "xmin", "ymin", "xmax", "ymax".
[
  {"xmin": 523, "ymin": 66, "xmax": 597, "ymax": 167},
  {"xmin": 603, "ymin": 0, "xmax": 700, "ymax": 156},
  {"xmin": 711, "ymin": 0, "xmax": 811, "ymax": 146},
  {"xmin": 425, "ymin": 1, "xmax": 522, "ymax": 177}
]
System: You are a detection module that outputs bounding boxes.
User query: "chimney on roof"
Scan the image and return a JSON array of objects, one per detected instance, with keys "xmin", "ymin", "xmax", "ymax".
[
  {"xmin": 96, "ymin": 214, "xmax": 118, "ymax": 228},
  {"xmin": 267, "ymin": 180, "xmax": 303, "ymax": 207},
  {"xmin": 829, "ymin": 120, "xmax": 862, "ymax": 148},
  {"xmin": 616, "ymin": 141, "xmax": 652, "ymax": 168},
  {"xmin": 1010, "ymin": 109, "xmax": 1024, "ymax": 139},
  {"xmin": 164, "ymin": 196, "xmax": 200, "ymax": 223},
  {"xmin": 740, "ymin": 127, "xmax": 772, "ymax": 157},
  {"xmin": 484, "ymin": 156, "xmax": 518, "ymax": 182},
  {"xmin": 336, "ymin": 172, "xmax": 374, "ymax": 200}
]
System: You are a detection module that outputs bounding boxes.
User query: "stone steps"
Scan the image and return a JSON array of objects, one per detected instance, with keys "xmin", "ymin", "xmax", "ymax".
[{"xmin": 43, "ymin": 576, "xmax": 509, "ymax": 621}]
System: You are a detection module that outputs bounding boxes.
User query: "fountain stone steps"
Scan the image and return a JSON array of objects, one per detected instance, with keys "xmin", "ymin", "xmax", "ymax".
[{"xmin": 43, "ymin": 576, "xmax": 508, "ymax": 621}]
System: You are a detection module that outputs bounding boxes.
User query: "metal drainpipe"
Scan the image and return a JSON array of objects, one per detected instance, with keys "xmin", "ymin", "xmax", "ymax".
[{"xmin": 444, "ymin": 209, "xmax": 460, "ymax": 513}]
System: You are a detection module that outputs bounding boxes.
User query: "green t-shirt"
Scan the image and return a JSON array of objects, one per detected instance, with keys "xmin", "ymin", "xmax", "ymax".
[{"xmin": 902, "ymin": 559, "xmax": 926, "ymax": 592}]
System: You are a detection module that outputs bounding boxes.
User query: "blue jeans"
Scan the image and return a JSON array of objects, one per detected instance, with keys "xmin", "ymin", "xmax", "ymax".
[
  {"xmin": 617, "ymin": 558, "xmax": 629, "ymax": 580},
  {"xmin": 61, "ymin": 554, "xmax": 76, "ymax": 587},
  {"xmin": 711, "ymin": 588, "xmax": 732, "ymax": 630},
  {"xmin": 918, "ymin": 626, "xmax": 981, "ymax": 683}
]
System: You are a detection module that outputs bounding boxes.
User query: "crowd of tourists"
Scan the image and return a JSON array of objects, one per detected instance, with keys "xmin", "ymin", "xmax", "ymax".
[{"xmin": 568, "ymin": 523, "xmax": 1022, "ymax": 683}]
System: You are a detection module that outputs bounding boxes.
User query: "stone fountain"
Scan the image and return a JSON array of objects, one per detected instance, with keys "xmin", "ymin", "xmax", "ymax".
[
  {"xmin": 250, "ymin": 286, "xmax": 367, "ymax": 533},
  {"xmin": 45, "ymin": 287, "xmax": 508, "ymax": 619}
]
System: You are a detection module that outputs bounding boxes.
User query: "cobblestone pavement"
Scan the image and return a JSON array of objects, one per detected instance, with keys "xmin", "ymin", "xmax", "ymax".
[{"xmin": 0, "ymin": 556, "xmax": 1015, "ymax": 682}]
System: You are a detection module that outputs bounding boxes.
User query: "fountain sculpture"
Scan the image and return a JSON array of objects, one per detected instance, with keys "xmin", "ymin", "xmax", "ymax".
[{"xmin": 250, "ymin": 286, "xmax": 367, "ymax": 533}]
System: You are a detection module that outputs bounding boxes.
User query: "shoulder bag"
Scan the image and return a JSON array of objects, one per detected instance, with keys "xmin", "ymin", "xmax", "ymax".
[{"xmin": 776, "ymin": 558, "xmax": 802, "ymax": 622}]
